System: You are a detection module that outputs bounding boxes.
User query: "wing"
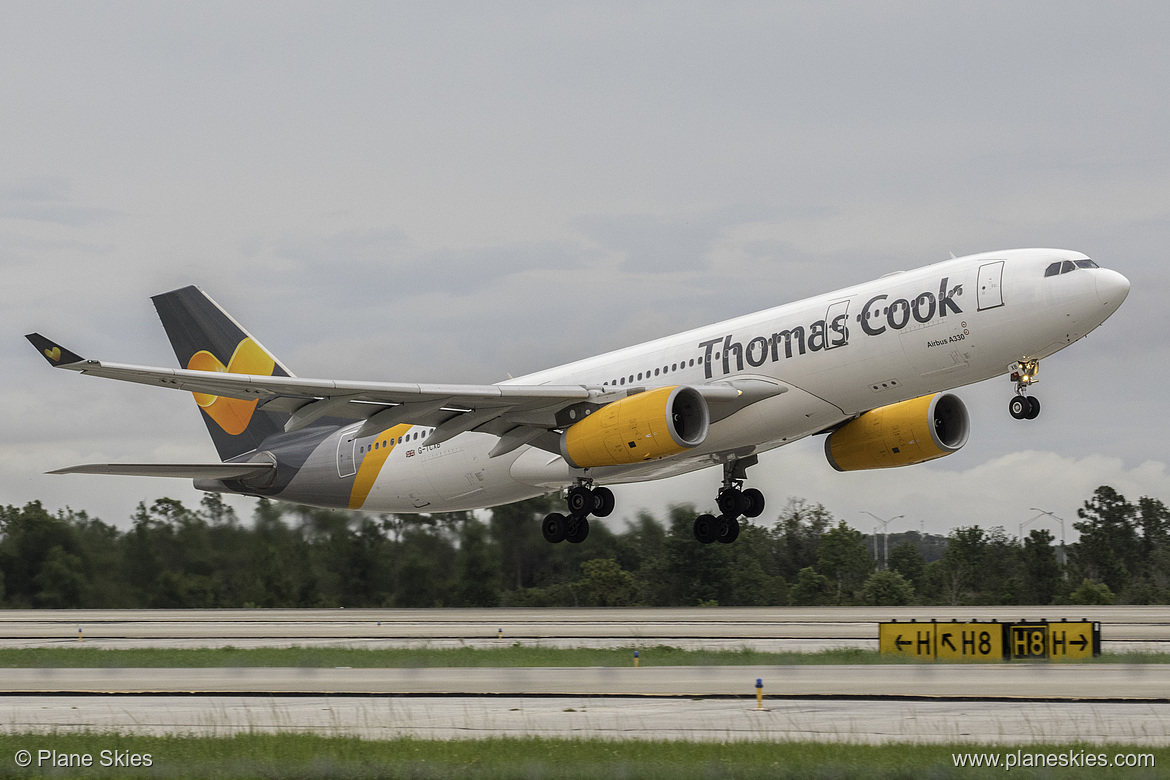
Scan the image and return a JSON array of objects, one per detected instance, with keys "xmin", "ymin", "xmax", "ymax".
[{"xmin": 26, "ymin": 334, "xmax": 764, "ymax": 459}]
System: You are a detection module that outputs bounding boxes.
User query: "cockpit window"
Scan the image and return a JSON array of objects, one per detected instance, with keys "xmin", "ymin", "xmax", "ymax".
[{"xmin": 1045, "ymin": 258, "xmax": 1100, "ymax": 277}]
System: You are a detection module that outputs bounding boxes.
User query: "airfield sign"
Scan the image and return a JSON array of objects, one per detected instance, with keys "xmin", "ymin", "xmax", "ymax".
[
  {"xmin": 1010, "ymin": 623, "xmax": 1049, "ymax": 660},
  {"xmin": 879, "ymin": 619, "xmax": 1100, "ymax": 662},
  {"xmin": 879, "ymin": 622, "xmax": 938, "ymax": 660},
  {"xmin": 935, "ymin": 623, "xmax": 1006, "ymax": 662},
  {"xmin": 879, "ymin": 621, "xmax": 1006, "ymax": 662}
]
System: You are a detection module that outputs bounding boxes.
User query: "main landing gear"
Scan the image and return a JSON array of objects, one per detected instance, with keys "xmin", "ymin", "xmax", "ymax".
[
  {"xmin": 1008, "ymin": 359, "xmax": 1041, "ymax": 420},
  {"xmin": 693, "ymin": 456, "xmax": 765, "ymax": 545},
  {"xmin": 541, "ymin": 480, "xmax": 615, "ymax": 544}
]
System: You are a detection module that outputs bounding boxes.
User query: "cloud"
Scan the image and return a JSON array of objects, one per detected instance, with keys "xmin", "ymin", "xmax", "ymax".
[
  {"xmin": 0, "ymin": 177, "xmax": 118, "ymax": 226},
  {"xmin": 574, "ymin": 211, "xmax": 735, "ymax": 273}
]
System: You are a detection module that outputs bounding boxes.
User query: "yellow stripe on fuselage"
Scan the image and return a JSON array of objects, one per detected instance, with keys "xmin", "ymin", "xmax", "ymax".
[{"xmin": 349, "ymin": 424, "xmax": 411, "ymax": 509}]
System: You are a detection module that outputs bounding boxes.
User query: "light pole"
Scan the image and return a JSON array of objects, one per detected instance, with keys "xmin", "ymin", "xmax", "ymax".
[
  {"xmin": 1022, "ymin": 508, "xmax": 1065, "ymax": 545},
  {"xmin": 861, "ymin": 511, "xmax": 904, "ymax": 570},
  {"xmin": 1025, "ymin": 507, "xmax": 1066, "ymax": 564}
]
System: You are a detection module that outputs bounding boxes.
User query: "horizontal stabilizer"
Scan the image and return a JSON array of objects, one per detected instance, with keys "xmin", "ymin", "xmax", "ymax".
[{"xmin": 48, "ymin": 463, "xmax": 276, "ymax": 480}]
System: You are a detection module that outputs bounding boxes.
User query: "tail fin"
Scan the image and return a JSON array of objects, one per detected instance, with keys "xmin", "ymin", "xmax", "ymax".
[{"xmin": 152, "ymin": 286, "xmax": 292, "ymax": 461}]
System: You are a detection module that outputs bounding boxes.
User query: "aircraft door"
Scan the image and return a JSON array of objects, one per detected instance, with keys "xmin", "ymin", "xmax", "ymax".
[
  {"xmin": 977, "ymin": 261, "xmax": 1005, "ymax": 311},
  {"xmin": 337, "ymin": 429, "xmax": 357, "ymax": 478},
  {"xmin": 824, "ymin": 299, "xmax": 850, "ymax": 349}
]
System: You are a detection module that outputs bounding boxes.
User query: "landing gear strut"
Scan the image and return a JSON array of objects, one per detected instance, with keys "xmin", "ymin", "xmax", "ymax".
[
  {"xmin": 693, "ymin": 455, "xmax": 764, "ymax": 545},
  {"xmin": 542, "ymin": 478, "xmax": 614, "ymax": 544},
  {"xmin": 1009, "ymin": 359, "xmax": 1041, "ymax": 420}
]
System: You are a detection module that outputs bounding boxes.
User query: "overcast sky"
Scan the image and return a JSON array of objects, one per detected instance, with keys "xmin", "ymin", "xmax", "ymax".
[{"xmin": 3, "ymin": 2, "xmax": 1168, "ymax": 540}]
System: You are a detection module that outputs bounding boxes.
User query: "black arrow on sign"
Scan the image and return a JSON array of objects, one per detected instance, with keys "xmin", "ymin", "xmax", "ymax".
[
  {"xmin": 1071, "ymin": 635, "xmax": 1088, "ymax": 651},
  {"xmin": 895, "ymin": 635, "xmax": 912, "ymax": 650},
  {"xmin": 941, "ymin": 633, "xmax": 956, "ymax": 651}
]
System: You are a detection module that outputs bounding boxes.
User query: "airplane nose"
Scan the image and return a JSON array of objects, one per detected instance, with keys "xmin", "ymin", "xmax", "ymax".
[{"xmin": 1095, "ymin": 269, "xmax": 1130, "ymax": 310}]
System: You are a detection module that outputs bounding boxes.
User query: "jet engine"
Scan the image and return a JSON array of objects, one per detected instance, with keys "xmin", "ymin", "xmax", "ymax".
[
  {"xmin": 825, "ymin": 393, "xmax": 969, "ymax": 472},
  {"xmin": 560, "ymin": 386, "xmax": 709, "ymax": 469}
]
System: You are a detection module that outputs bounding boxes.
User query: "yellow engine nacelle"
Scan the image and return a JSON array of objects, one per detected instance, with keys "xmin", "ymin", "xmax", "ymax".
[
  {"xmin": 825, "ymin": 393, "xmax": 970, "ymax": 472},
  {"xmin": 560, "ymin": 386, "xmax": 709, "ymax": 469}
]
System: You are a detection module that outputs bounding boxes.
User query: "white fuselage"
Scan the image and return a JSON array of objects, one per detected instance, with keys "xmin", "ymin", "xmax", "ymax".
[{"xmin": 275, "ymin": 249, "xmax": 1128, "ymax": 513}]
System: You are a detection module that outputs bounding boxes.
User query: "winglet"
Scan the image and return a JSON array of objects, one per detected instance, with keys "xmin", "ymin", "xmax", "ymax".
[{"xmin": 25, "ymin": 334, "xmax": 86, "ymax": 367}]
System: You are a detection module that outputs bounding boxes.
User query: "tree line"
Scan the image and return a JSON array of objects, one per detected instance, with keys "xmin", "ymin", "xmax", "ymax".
[{"xmin": 0, "ymin": 485, "xmax": 1166, "ymax": 609}]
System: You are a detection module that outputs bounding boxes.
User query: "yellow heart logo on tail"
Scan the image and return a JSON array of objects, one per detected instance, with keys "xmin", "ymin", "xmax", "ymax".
[
  {"xmin": 44, "ymin": 347, "xmax": 61, "ymax": 362},
  {"xmin": 186, "ymin": 338, "xmax": 276, "ymax": 435}
]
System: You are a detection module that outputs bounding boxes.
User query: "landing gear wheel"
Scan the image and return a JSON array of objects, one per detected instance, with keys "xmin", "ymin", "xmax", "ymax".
[
  {"xmin": 717, "ymin": 516, "xmax": 740, "ymax": 544},
  {"xmin": 701, "ymin": 455, "xmax": 761, "ymax": 544},
  {"xmin": 591, "ymin": 486, "xmax": 615, "ymax": 518},
  {"xmin": 693, "ymin": 514, "xmax": 718, "ymax": 544},
  {"xmin": 717, "ymin": 488, "xmax": 743, "ymax": 517},
  {"xmin": 567, "ymin": 486, "xmax": 593, "ymax": 517},
  {"xmin": 1009, "ymin": 359, "xmax": 1041, "ymax": 419},
  {"xmin": 541, "ymin": 513, "xmax": 567, "ymax": 544},
  {"xmin": 565, "ymin": 516, "xmax": 590, "ymax": 544},
  {"xmin": 741, "ymin": 488, "xmax": 765, "ymax": 519}
]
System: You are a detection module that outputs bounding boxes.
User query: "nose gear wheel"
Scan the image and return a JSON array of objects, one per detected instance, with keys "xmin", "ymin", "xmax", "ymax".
[
  {"xmin": 1009, "ymin": 395, "xmax": 1041, "ymax": 420},
  {"xmin": 1008, "ymin": 360, "xmax": 1042, "ymax": 420}
]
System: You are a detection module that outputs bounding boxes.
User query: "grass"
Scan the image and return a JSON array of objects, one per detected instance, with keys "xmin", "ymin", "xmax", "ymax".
[
  {"xmin": 0, "ymin": 645, "xmax": 1165, "ymax": 668},
  {"xmin": 0, "ymin": 645, "xmax": 887, "ymax": 669},
  {"xmin": 0, "ymin": 734, "xmax": 1162, "ymax": 779}
]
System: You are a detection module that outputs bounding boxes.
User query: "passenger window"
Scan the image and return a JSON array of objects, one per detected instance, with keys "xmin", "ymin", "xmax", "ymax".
[{"xmin": 1045, "ymin": 262, "xmax": 1061, "ymax": 277}]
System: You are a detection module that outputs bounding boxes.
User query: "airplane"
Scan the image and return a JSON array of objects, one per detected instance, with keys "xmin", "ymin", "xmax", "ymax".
[{"xmin": 27, "ymin": 248, "xmax": 1129, "ymax": 545}]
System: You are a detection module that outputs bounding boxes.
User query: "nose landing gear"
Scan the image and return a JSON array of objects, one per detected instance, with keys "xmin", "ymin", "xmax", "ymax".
[
  {"xmin": 693, "ymin": 456, "xmax": 764, "ymax": 545},
  {"xmin": 1009, "ymin": 360, "xmax": 1041, "ymax": 420},
  {"xmin": 542, "ymin": 479, "xmax": 615, "ymax": 544},
  {"xmin": 1009, "ymin": 394, "xmax": 1041, "ymax": 420}
]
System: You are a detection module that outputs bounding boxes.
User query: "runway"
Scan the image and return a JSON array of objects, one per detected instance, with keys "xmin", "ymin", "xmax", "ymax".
[
  {"xmin": 3, "ymin": 665, "xmax": 1167, "ymax": 700},
  {"xmin": 4, "ymin": 695, "xmax": 1169, "ymax": 745},
  {"xmin": 1, "ymin": 608, "xmax": 1167, "ymax": 745},
  {"xmin": 1, "ymin": 606, "xmax": 1167, "ymax": 652}
]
